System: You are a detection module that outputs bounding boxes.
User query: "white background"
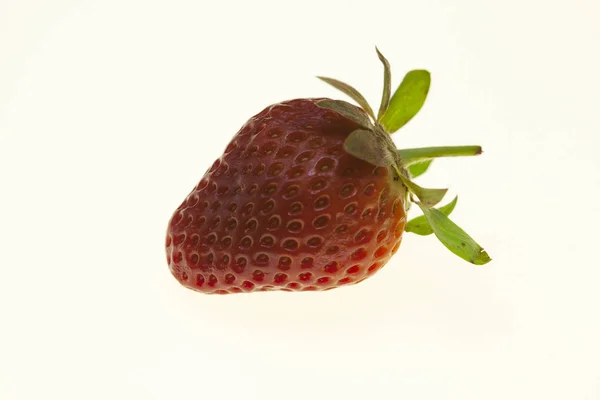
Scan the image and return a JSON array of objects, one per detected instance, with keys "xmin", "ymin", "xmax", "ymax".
[{"xmin": 1, "ymin": 0, "xmax": 599, "ymax": 399}]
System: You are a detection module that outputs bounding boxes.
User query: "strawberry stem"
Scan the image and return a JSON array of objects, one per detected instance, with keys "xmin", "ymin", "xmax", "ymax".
[{"xmin": 398, "ymin": 145, "xmax": 482, "ymax": 165}]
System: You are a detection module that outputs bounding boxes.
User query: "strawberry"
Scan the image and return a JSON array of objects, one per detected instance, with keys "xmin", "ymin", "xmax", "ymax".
[{"xmin": 166, "ymin": 48, "xmax": 491, "ymax": 294}]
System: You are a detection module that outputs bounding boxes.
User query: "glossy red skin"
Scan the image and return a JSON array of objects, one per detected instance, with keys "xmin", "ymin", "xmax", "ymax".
[{"xmin": 166, "ymin": 98, "xmax": 407, "ymax": 294}]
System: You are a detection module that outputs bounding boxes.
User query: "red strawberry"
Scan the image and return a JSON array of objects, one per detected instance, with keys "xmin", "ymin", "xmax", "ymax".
[{"xmin": 166, "ymin": 49, "xmax": 491, "ymax": 294}]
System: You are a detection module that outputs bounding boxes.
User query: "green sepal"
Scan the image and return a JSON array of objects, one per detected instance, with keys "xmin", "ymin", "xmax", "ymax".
[
  {"xmin": 317, "ymin": 76, "xmax": 376, "ymax": 120},
  {"xmin": 316, "ymin": 99, "xmax": 374, "ymax": 130},
  {"xmin": 416, "ymin": 202, "xmax": 491, "ymax": 265},
  {"xmin": 406, "ymin": 196, "xmax": 457, "ymax": 235},
  {"xmin": 375, "ymin": 47, "xmax": 392, "ymax": 120},
  {"xmin": 398, "ymin": 174, "xmax": 447, "ymax": 207},
  {"xmin": 407, "ymin": 159, "xmax": 433, "ymax": 178},
  {"xmin": 380, "ymin": 70, "xmax": 431, "ymax": 133},
  {"xmin": 343, "ymin": 129, "xmax": 395, "ymax": 167}
]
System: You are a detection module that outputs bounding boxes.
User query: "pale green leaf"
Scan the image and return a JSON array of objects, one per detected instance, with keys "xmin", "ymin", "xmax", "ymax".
[
  {"xmin": 375, "ymin": 47, "xmax": 392, "ymax": 120},
  {"xmin": 316, "ymin": 99, "xmax": 373, "ymax": 130},
  {"xmin": 416, "ymin": 202, "xmax": 491, "ymax": 265},
  {"xmin": 317, "ymin": 76, "xmax": 375, "ymax": 120},
  {"xmin": 406, "ymin": 196, "xmax": 457, "ymax": 235},
  {"xmin": 380, "ymin": 70, "xmax": 431, "ymax": 133},
  {"xmin": 398, "ymin": 174, "xmax": 447, "ymax": 207},
  {"xmin": 408, "ymin": 159, "xmax": 433, "ymax": 178},
  {"xmin": 344, "ymin": 129, "xmax": 395, "ymax": 167}
]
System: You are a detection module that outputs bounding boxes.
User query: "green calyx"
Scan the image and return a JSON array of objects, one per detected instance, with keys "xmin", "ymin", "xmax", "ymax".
[{"xmin": 316, "ymin": 47, "xmax": 491, "ymax": 266}]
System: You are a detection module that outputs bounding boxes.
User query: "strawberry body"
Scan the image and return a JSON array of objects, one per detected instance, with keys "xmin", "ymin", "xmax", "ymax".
[{"xmin": 166, "ymin": 98, "xmax": 407, "ymax": 294}]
